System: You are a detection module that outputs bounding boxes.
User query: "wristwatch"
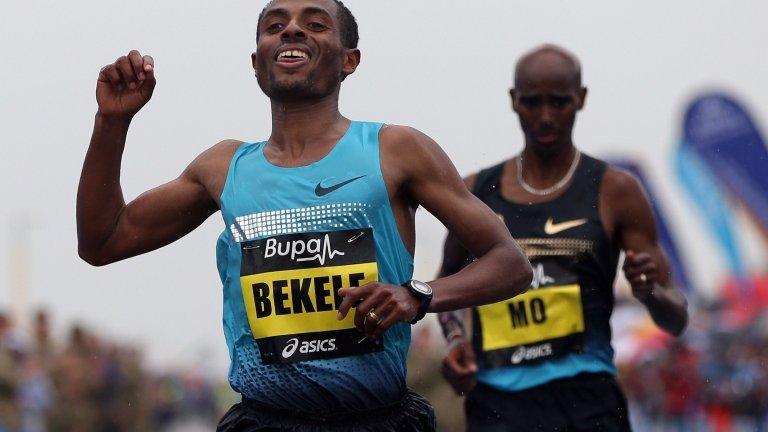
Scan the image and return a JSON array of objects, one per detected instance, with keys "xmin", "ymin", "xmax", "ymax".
[{"xmin": 402, "ymin": 279, "xmax": 433, "ymax": 324}]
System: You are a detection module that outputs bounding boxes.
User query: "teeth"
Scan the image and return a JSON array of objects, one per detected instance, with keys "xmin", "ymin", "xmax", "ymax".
[{"xmin": 278, "ymin": 50, "xmax": 308, "ymax": 60}]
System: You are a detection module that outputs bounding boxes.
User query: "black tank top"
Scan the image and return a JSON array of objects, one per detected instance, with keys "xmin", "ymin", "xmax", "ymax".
[{"xmin": 470, "ymin": 154, "xmax": 619, "ymax": 381}]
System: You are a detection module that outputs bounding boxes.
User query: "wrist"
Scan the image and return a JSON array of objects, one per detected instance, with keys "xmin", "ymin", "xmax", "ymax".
[
  {"xmin": 634, "ymin": 283, "xmax": 657, "ymax": 303},
  {"xmin": 402, "ymin": 280, "xmax": 433, "ymax": 324},
  {"xmin": 95, "ymin": 111, "xmax": 134, "ymax": 127}
]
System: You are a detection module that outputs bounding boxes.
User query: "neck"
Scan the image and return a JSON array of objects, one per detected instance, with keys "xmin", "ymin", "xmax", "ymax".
[
  {"xmin": 519, "ymin": 143, "xmax": 578, "ymax": 186},
  {"xmin": 268, "ymin": 89, "xmax": 347, "ymax": 156}
]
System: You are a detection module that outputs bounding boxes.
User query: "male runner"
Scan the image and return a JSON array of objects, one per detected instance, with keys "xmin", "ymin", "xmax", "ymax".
[
  {"xmin": 76, "ymin": 0, "xmax": 533, "ymax": 430},
  {"xmin": 438, "ymin": 44, "xmax": 689, "ymax": 431}
]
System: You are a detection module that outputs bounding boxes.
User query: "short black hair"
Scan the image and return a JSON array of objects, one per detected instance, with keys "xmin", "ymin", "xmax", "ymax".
[{"xmin": 257, "ymin": 0, "xmax": 359, "ymax": 49}]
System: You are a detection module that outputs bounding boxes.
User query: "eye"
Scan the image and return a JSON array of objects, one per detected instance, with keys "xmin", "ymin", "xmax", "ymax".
[
  {"xmin": 551, "ymin": 96, "xmax": 571, "ymax": 108},
  {"xmin": 266, "ymin": 22, "xmax": 285, "ymax": 33},
  {"xmin": 519, "ymin": 96, "xmax": 541, "ymax": 107},
  {"xmin": 306, "ymin": 21, "xmax": 327, "ymax": 31}
]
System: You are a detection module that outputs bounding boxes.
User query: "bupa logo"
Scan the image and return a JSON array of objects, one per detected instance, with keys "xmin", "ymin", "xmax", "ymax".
[
  {"xmin": 265, "ymin": 234, "xmax": 344, "ymax": 265},
  {"xmin": 510, "ymin": 343, "xmax": 553, "ymax": 364},
  {"xmin": 281, "ymin": 337, "xmax": 338, "ymax": 359}
]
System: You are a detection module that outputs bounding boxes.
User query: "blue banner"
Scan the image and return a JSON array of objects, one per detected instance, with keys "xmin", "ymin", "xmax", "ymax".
[
  {"xmin": 683, "ymin": 93, "xmax": 768, "ymax": 232},
  {"xmin": 611, "ymin": 160, "xmax": 693, "ymax": 294},
  {"xmin": 674, "ymin": 144, "xmax": 748, "ymax": 282}
]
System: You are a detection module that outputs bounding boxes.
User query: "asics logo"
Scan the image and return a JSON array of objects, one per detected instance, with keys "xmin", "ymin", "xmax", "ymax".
[
  {"xmin": 511, "ymin": 343, "xmax": 553, "ymax": 364},
  {"xmin": 281, "ymin": 337, "xmax": 337, "ymax": 359}
]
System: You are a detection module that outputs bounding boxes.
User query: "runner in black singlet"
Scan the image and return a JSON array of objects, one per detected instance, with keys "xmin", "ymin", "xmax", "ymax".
[{"xmin": 438, "ymin": 44, "xmax": 689, "ymax": 432}]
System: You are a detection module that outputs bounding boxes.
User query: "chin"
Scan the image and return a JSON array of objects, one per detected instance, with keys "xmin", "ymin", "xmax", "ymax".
[{"xmin": 529, "ymin": 141, "xmax": 567, "ymax": 158}]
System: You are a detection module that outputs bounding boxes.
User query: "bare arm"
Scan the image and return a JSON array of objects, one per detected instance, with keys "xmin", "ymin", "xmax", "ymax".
[
  {"xmin": 390, "ymin": 127, "xmax": 532, "ymax": 312},
  {"xmin": 337, "ymin": 127, "xmax": 531, "ymax": 339},
  {"xmin": 436, "ymin": 175, "xmax": 477, "ymax": 340},
  {"xmin": 603, "ymin": 167, "xmax": 688, "ymax": 336},
  {"xmin": 77, "ymin": 50, "xmax": 233, "ymax": 266}
]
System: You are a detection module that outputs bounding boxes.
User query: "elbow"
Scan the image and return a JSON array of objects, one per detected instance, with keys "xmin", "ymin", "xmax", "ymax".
[
  {"xmin": 511, "ymin": 259, "xmax": 534, "ymax": 297},
  {"xmin": 78, "ymin": 246, "xmax": 113, "ymax": 267},
  {"xmin": 669, "ymin": 312, "xmax": 689, "ymax": 338},
  {"xmin": 502, "ymin": 245, "xmax": 533, "ymax": 298}
]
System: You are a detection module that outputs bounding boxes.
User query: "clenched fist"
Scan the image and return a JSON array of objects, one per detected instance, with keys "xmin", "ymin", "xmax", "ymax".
[{"xmin": 97, "ymin": 50, "xmax": 155, "ymax": 118}]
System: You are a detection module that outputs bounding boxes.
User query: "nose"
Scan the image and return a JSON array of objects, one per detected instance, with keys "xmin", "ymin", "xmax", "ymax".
[
  {"xmin": 539, "ymin": 106, "xmax": 556, "ymax": 128},
  {"xmin": 281, "ymin": 19, "xmax": 306, "ymax": 42}
]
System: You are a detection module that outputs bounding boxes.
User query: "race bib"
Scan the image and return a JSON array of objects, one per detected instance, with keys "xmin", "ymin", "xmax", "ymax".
[
  {"xmin": 240, "ymin": 228, "xmax": 383, "ymax": 364},
  {"xmin": 476, "ymin": 283, "xmax": 585, "ymax": 367}
]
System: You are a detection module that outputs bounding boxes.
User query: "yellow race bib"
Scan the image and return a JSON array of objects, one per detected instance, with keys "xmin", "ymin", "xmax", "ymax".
[
  {"xmin": 240, "ymin": 229, "xmax": 382, "ymax": 364},
  {"xmin": 477, "ymin": 284, "xmax": 585, "ymax": 367}
]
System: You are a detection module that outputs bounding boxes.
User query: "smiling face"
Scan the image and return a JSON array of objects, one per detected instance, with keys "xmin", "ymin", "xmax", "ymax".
[
  {"xmin": 252, "ymin": 0, "xmax": 360, "ymax": 102},
  {"xmin": 511, "ymin": 48, "xmax": 586, "ymax": 156}
]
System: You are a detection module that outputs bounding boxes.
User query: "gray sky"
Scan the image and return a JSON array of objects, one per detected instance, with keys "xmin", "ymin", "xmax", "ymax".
[{"xmin": 2, "ymin": 0, "xmax": 767, "ymax": 372}]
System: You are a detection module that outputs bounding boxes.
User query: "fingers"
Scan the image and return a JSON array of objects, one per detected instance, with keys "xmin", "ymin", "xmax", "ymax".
[
  {"xmin": 337, "ymin": 284, "xmax": 373, "ymax": 321},
  {"xmin": 141, "ymin": 55, "xmax": 156, "ymax": 88},
  {"xmin": 116, "ymin": 55, "xmax": 139, "ymax": 90},
  {"xmin": 98, "ymin": 50, "xmax": 155, "ymax": 91},
  {"xmin": 128, "ymin": 50, "xmax": 145, "ymax": 82},
  {"xmin": 353, "ymin": 288, "xmax": 386, "ymax": 330},
  {"xmin": 461, "ymin": 343, "xmax": 478, "ymax": 372},
  {"xmin": 623, "ymin": 251, "xmax": 651, "ymax": 268},
  {"xmin": 99, "ymin": 64, "xmax": 123, "ymax": 89},
  {"xmin": 367, "ymin": 303, "xmax": 394, "ymax": 338},
  {"xmin": 441, "ymin": 351, "xmax": 477, "ymax": 395}
]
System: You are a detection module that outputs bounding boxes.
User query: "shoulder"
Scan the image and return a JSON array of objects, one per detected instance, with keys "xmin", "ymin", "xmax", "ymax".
[
  {"xmin": 378, "ymin": 124, "xmax": 454, "ymax": 176},
  {"xmin": 185, "ymin": 139, "xmax": 244, "ymax": 180},
  {"xmin": 601, "ymin": 165, "xmax": 647, "ymax": 201},
  {"xmin": 463, "ymin": 173, "xmax": 479, "ymax": 191},
  {"xmin": 378, "ymin": 124, "xmax": 441, "ymax": 154},
  {"xmin": 600, "ymin": 164, "xmax": 653, "ymax": 227}
]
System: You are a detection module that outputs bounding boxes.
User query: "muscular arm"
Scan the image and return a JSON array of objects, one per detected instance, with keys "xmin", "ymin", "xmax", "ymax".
[
  {"xmin": 77, "ymin": 50, "xmax": 236, "ymax": 266},
  {"xmin": 385, "ymin": 126, "xmax": 532, "ymax": 312},
  {"xmin": 436, "ymin": 175, "xmax": 476, "ymax": 340},
  {"xmin": 602, "ymin": 167, "xmax": 688, "ymax": 336},
  {"xmin": 77, "ymin": 119, "xmax": 233, "ymax": 265}
]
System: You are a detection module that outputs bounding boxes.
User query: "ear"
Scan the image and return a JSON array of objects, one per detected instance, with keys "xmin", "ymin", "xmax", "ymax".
[
  {"xmin": 509, "ymin": 88, "xmax": 519, "ymax": 113},
  {"xmin": 341, "ymin": 48, "xmax": 361, "ymax": 78},
  {"xmin": 251, "ymin": 52, "xmax": 258, "ymax": 76},
  {"xmin": 577, "ymin": 87, "xmax": 587, "ymax": 110}
]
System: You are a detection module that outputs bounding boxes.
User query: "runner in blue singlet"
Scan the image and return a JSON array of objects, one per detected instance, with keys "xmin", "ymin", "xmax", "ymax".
[{"xmin": 76, "ymin": 1, "xmax": 533, "ymax": 430}]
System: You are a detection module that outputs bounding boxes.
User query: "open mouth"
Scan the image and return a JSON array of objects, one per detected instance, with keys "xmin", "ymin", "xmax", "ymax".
[{"xmin": 275, "ymin": 48, "xmax": 311, "ymax": 63}]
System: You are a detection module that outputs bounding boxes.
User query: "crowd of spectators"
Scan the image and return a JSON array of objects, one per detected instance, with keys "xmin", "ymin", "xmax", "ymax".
[
  {"xmin": 0, "ymin": 310, "xmax": 229, "ymax": 432},
  {"xmin": 619, "ymin": 305, "xmax": 768, "ymax": 432},
  {"xmin": 3, "ymin": 301, "xmax": 768, "ymax": 431}
]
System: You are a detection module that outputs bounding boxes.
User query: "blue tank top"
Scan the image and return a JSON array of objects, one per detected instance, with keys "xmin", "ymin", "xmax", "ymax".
[{"xmin": 216, "ymin": 121, "xmax": 414, "ymax": 413}]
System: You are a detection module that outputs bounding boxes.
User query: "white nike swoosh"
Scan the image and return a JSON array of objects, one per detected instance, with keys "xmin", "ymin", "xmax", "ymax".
[{"xmin": 544, "ymin": 217, "xmax": 588, "ymax": 235}]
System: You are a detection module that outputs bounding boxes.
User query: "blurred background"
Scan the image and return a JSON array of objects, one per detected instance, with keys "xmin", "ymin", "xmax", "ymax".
[{"xmin": 1, "ymin": 0, "xmax": 767, "ymax": 430}]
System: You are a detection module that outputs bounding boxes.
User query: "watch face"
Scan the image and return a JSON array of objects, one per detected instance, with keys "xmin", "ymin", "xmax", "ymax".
[{"xmin": 411, "ymin": 280, "xmax": 432, "ymax": 295}]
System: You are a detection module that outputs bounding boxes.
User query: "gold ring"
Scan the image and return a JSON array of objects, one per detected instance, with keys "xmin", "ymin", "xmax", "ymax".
[
  {"xmin": 367, "ymin": 309, "xmax": 382, "ymax": 325},
  {"xmin": 640, "ymin": 273, "xmax": 647, "ymax": 284}
]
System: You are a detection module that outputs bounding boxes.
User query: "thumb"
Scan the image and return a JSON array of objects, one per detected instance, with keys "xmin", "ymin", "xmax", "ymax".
[
  {"xmin": 625, "ymin": 250, "xmax": 635, "ymax": 261},
  {"xmin": 462, "ymin": 344, "xmax": 478, "ymax": 372}
]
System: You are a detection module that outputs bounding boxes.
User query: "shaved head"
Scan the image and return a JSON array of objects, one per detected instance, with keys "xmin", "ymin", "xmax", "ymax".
[{"xmin": 514, "ymin": 44, "xmax": 582, "ymax": 89}]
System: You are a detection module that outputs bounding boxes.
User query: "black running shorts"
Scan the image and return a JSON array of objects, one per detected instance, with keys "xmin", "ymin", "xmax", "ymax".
[
  {"xmin": 217, "ymin": 389, "xmax": 436, "ymax": 432},
  {"xmin": 465, "ymin": 372, "xmax": 631, "ymax": 432}
]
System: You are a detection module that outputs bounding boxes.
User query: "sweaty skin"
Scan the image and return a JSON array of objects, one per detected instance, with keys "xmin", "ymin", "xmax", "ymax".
[
  {"xmin": 438, "ymin": 44, "xmax": 688, "ymax": 396},
  {"xmin": 77, "ymin": 0, "xmax": 532, "ymax": 343}
]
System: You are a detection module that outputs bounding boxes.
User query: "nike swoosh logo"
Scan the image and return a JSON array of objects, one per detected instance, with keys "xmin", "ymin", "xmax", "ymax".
[
  {"xmin": 544, "ymin": 217, "xmax": 587, "ymax": 235},
  {"xmin": 315, "ymin": 175, "xmax": 366, "ymax": 197}
]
